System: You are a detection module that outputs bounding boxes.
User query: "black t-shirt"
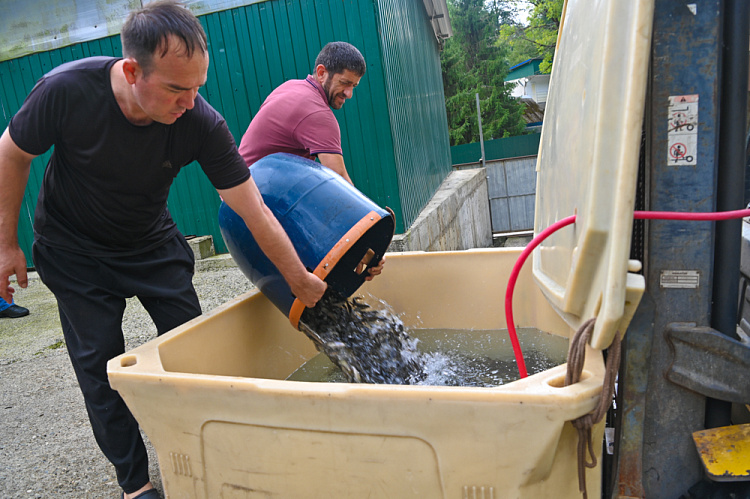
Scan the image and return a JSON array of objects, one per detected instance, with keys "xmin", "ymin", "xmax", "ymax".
[{"xmin": 9, "ymin": 56, "xmax": 250, "ymax": 256}]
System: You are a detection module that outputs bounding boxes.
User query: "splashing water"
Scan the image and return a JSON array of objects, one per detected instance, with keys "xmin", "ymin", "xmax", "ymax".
[
  {"xmin": 299, "ymin": 289, "xmax": 425, "ymax": 384},
  {"xmin": 411, "ymin": 326, "xmax": 568, "ymax": 386},
  {"xmin": 296, "ymin": 291, "xmax": 568, "ymax": 386}
]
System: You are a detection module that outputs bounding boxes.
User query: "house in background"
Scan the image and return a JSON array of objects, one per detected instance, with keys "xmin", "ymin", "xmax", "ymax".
[
  {"xmin": 1, "ymin": 0, "xmax": 492, "ymax": 265},
  {"xmin": 506, "ymin": 58, "xmax": 550, "ymax": 131}
]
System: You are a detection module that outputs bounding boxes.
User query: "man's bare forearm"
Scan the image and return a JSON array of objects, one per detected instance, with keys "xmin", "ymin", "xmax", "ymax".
[
  {"xmin": 317, "ymin": 153, "xmax": 353, "ymax": 185},
  {"xmin": 218, "ymin": 178, "xmax": 326, "ymax": 307},
  {"xmin": 0, "ymin": 128, "xmax": 36, "ymax": 300}
]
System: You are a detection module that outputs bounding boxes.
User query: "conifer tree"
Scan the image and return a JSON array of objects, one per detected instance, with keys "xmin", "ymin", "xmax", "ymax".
[{"xmin": 441, "ymin": 0, "xmax": 527, "ymax": 146}]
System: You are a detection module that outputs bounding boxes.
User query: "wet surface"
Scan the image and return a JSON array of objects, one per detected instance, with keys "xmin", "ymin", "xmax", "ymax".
[
  {"xmin": 300, "ymin": 289, "xmax": 425, "ymax": 384},
  {"xmin": 296, "ymin": 290, "xmax": 568, "ymax": 387}
]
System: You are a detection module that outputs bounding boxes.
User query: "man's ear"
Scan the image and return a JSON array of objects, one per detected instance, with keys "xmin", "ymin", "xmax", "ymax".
[
  {"xmin": 314, "ymin": 64, "xmax": 328, "ymax": 82},
  {"xmin": 122, "ymin": 58, "xmax": 140, "ymax": 85}
]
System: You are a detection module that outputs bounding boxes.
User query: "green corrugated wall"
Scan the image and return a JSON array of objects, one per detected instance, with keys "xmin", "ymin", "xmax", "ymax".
[
  {"xmin": 0, "ymin": 37, "xmax": 127, "ymax": 268},
  {"xmin": 1, "ymin": 0, "xmax": 451, "ymax": 267},
  {"xmin": 376, "ymin": 0, "xmax": 453, "ymax": 229}
]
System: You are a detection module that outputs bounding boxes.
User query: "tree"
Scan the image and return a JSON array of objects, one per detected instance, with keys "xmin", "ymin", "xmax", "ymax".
[
  {"xmin": 500, "ymin": 0, "xmax": 564, "ymax": 71},
  {"xmin": 441, "ymin": 0, "xmax": 527, "ymax": 146}
]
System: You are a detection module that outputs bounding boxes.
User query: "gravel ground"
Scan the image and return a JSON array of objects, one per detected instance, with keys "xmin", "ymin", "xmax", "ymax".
[{"xmin": 0, "ymin": 263, "xmax": 254, "ymax": 499}]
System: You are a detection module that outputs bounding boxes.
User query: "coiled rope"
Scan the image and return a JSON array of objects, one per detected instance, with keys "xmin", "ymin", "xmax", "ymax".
[
  {"xmin": 564, "ymin": 318, "xmax": 622, "ymax": 499},
  {"xmin": 503, "ymin": 208, "xmax": 750, "ymax": 496}
]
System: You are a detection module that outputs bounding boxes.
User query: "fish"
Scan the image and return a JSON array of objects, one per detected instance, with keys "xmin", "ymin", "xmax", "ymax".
[{"xmin": 299, "ymin": 289, "xmax": 425, "ymax": 384}]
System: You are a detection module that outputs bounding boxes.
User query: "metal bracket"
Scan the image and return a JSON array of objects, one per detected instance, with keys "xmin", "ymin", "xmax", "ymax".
[{"xmin": 666, "ymin": 323, "xmax": 750, "ymax": 403}]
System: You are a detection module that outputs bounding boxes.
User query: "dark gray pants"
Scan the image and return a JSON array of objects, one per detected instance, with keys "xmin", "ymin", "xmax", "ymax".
[{"xmin": 33, "ymin": 235, "xmax": 201, "ymax": 493}]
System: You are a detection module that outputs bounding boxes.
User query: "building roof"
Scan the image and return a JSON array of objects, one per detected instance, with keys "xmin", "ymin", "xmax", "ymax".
[
  {"xmin": 506, "ymin": 58, "xmax": 544, "ymax": 81},
  {"xmin": 2, "ymin": 0, "xmax": 454, "ymax": 62},
  {"xmin": 422, "ymin": 0, "xmax": 453, "ymax": 41}
]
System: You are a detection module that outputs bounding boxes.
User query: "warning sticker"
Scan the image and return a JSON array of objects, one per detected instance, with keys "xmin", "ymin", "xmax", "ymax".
[
  {"xmin": 667, "ymin": 95, "xmax": 698, "ymax": 166},
  {"xmin": 660, "ymin": 270, "xmax": 700, "ymax": 289}
]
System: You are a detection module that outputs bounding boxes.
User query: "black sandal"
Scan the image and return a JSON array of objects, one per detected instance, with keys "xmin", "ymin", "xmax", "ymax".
[{"xmin": 122, "ymin": 489, "xmax": 160, "ymax": 499}]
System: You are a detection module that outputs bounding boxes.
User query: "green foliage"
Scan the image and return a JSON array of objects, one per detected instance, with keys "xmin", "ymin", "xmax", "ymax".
[
  {"xmin": 440, "ymin": 0, "xmax": 565, "ymax": 146},
  {"xmin": 501, "ymin": 0, "xmax": 564, "ymax": 71},
  {"xmin": 441, "ymin": 0, "xmax": 527, "ymax": 146}
]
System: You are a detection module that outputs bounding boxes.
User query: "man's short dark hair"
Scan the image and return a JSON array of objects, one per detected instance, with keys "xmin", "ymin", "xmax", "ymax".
[
  {"xmin": 315, "ymin": 42, "xmax": 366, "ymax": 77},
  {"xmin": 121, "ymin": 0, "xmax": 207, "ymax": 75}
]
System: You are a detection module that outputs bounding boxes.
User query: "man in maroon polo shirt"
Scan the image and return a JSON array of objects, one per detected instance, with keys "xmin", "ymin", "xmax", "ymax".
[
  {"xmin": 239, "ymin": 41, "xmax": 365, "ymax": 186},
  {"xmin": 239, "ymin": 41, "xmax": 386, "ymax": 279}
]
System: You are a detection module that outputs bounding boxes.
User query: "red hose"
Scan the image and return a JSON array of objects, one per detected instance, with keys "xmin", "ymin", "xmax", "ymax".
[
  {"xmin": 505, "ymin": 208, "xmax": 750, "ymax": 379},
  {"xmin": 634, "ymin": 209, "xmax": 750, "ymax": 220},
  {"xmin": 504, "ymin": 215, "xmax": 577, "ymax": 378}
]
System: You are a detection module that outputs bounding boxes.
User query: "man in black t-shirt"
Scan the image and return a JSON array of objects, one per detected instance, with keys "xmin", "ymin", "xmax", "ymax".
[{"xmin": 0, "ymin": 2, "xmax": 326, "ymax": 498}]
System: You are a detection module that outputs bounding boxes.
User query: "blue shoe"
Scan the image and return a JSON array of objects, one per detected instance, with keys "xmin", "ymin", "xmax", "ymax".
[{"xmin": 0, "ymin": 304, "xmax": 29, "ymax": 318}]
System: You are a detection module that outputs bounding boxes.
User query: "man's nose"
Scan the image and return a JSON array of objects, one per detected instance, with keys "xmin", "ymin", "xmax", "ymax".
[
  {"xmin": 344, "ymin": 86, "xmax": 354, "ymax": 99},
  {"xmin": 178, "ymin": 88, "xmax": 198, "ymax": 109}
]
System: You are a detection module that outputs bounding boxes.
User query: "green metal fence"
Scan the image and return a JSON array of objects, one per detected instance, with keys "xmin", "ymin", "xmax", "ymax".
[
  {"xmin": 1, "ymin": 0, "xmax": 452, "ymax": 267},
  {"xmin": 450, "ymin": 133, "xmax": 542, "ymax": 165}
]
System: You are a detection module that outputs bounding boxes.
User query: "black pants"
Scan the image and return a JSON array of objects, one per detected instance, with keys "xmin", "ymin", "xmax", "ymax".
[{"xmin": 33, "ymin": 235, "xmax": 202, "ymax": 493}]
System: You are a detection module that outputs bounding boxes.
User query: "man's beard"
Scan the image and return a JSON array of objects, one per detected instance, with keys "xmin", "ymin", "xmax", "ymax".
[{"xmin": 323, "ymin": 75, "xmax": 343, "ymax": 109}]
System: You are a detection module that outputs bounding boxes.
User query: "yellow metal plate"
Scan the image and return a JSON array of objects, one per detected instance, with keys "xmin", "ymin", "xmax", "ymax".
[{"xmin": 692, "ymin": 423, "xmax": 750, "ymax": 481}]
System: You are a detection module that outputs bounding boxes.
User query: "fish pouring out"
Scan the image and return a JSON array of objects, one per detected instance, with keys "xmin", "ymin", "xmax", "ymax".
[{"xmin": 299, "ymin": 289, "xmax": 425, "ymax": 384}]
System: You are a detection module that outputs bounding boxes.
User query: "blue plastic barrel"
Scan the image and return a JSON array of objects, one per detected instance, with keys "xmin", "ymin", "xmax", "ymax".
[{"xmin": 219, "ymin": 153, "xmax": 395, "ymax": 328}]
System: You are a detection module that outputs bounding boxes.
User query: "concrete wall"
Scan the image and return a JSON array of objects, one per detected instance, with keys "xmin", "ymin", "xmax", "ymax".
[
  {"xmin": 485, "ymin": 155, "xmax": 537, "ymax": 232},
  {"xmin": 389, "ymin": 168, "xmax": 492, "ymax": 252}
]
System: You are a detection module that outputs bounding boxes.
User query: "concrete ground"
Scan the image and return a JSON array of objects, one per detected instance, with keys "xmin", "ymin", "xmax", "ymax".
[
  {"xmin": 1, "ymin": 239, "xmax": 535, "ymax": 498},
  {"xmin": 0, "ymin": 259, "xmax": 254, "ymax": 498}
]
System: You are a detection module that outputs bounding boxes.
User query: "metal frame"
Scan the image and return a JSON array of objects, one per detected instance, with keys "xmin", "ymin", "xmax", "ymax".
[{"xmin": 608, "ymin": 1, "xmax": 750, "ymax": 497}]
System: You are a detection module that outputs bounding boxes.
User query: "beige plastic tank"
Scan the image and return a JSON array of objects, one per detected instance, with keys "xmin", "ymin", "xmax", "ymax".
[
  {"xmin": 109, "ymin": 250, "xmax": 604, "ymax": 498},
  {"xmin": 108, "ymin": 0, "xmax": 653, "ymax": 497}
]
